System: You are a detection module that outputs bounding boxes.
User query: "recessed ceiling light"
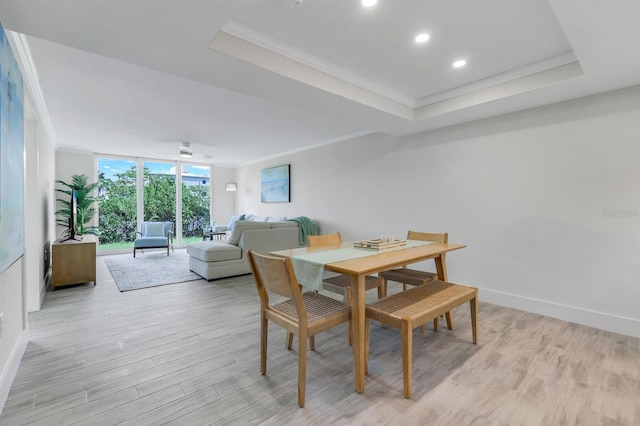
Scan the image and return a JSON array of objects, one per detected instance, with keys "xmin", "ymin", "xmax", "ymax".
[
  {"xmin": 362, "ymin": 0, "xmax": 378, "ymax": 6},
  {"xmin": 453, "ymin": 59, "xmax": 467, "ymax": 68},
  {"xmin": 415, "ymin": 33, "xmax": 430, "ymax": 43}
]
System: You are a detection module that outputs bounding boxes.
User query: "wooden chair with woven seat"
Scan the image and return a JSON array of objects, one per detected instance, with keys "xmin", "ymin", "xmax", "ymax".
[
  {"xmin": 379, "ymin": 231, "xmax": 453, "ymax": 331},
  {"xmin": 365, "ymin": 280, "xmax": 478, "ymax": 399},
  {"xmin": 247, "ymin": 249, "xmax": 352, "ymax": 408},
  {"xmin": 307, "ymin": 232, "xmax": 386, "ymax": 344}
]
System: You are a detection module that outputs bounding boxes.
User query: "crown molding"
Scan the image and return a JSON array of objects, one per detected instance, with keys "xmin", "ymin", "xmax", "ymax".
[
  {"xmin": 239, "ymin": 129, "xmax": 376, "ymax": 167},
  {"xmin": 222, "ymin": 20, "xmax": 416, "ymax": 108},
  {"xmin": 416, "ymin": 51, "xmax": 580, "ymax": 107},
  {"xmin": 6, "ymin": 31, "xmax": 58, "ymax": 146}
]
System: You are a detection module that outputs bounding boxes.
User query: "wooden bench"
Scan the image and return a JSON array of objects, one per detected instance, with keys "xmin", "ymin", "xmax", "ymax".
[{"xmin": 365, "ymin": 280, "xmax": 478, "ymax": 398}]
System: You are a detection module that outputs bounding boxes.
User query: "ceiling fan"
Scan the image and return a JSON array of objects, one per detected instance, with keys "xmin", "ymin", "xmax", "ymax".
[
  {"xmin": 158, "ymin": 142, "xmax": 214, "ymax": 160},
  {"xmin": 179, "ymin": 142, "xmax": 194, "ymax": 158}
]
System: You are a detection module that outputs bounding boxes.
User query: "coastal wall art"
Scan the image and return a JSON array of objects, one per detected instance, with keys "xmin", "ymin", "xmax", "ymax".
[
  {"xmin": 261, "ymin": 164, "xmax": 290, "ymax": 203},
  {"xmin": 0, "ymin": 21, "xmax": 25, "ymax": 274}
]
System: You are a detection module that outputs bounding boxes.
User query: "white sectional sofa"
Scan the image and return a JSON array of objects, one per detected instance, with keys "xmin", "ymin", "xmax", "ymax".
[{"xmin": 187, "ymin": 217, "xmax": 317, "ymax": 280}]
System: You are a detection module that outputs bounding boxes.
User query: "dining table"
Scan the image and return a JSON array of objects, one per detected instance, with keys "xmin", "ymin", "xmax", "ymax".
[{"xmin": 271, "ymin": 239, "xmax": 466, "ymax": 393}]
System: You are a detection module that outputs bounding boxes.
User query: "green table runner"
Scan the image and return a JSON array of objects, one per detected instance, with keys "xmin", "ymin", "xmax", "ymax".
[{"xmin": 291, "ymin": 240, "xmax": 430, "ymax": 291}]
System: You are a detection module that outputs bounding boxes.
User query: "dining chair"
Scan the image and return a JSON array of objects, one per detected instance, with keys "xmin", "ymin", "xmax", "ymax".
[
  {"xmin": 247, "ymin": 249, "xmax": 352, "ymax": 408},
  {"xmin": 307, "ymin": 232, "xmax": 386, "ymax": 344},
  {"xmin": 379, "ymin": 231, "xmax": 453, "ymax": 330}
]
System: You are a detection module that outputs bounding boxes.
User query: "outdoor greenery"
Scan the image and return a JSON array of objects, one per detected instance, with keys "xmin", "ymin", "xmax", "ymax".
[
  {"xmin": 55, "ymin": 174, "xmax": 100, "ymax": 236},
  {"xmin": 98, "ymin": 166, "xmax": 210, "ymax": 245}
]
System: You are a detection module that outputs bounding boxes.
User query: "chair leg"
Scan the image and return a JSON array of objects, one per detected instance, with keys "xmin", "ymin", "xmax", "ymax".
[
  {"xmin": 401, "ymin": 319, "xmax": 413, "ymax": 399},
  {"xmin": 344, "ymin": 289, "xmax": 352, "ymax": 346},
  {"xmin": 470, "ymin": 296, "xmax": 478, "ymax": 344},
  {"xmin": 298, "ymin": 329, "xmax": 308, "ymax": 408},
  {"xmin": 378, "ymin": 279, "xmax": 387, "ymax": 329},
  {"xmin": 286, "ymin": 332, "xmax": 294, "ymax": 350},
  {"xmin": 286, "ymin": 332, "xmax": 313, "ymax": 351},
  {"xmin": 445, "ymin": 311, "xmax": 454, "ymax": 330},
  {"xmin": 380, "ymin": 278, "xmax": 387, "ymax": 298},
  {"xmin": 365, "ymin": 318, "xmax": 370, "ymax": 375},
  {"xmin": 261, "ymin": 314, "xmax": 268, "ymax": 375},
  {"xmin": 133, "ymin": 248, "xmax": 136, "ymax": 258},
  {"xmin": 433, "ymin": 317, "xmax": 440, "ymax": 332}
]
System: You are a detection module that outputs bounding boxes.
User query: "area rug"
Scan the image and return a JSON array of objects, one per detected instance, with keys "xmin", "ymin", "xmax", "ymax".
[{"xmin": 104, "ymin": 249, "xmax": 201, "ymax": 292}]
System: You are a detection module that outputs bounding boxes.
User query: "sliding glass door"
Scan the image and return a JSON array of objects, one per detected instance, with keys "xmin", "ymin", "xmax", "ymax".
[
  {"xmin": 142, "ymin": 161, "xmax": 176, "ymax": 223},
  {"xmin": 181, "ymin": 164, "xmax": 211, "ymax": 245},
  {"xmin": 97, "ymin": 156, "xmax": 212, "ymax": 252},
  {"xmin": 97, "ymin": 158, "xmax": 138, "ymax": 251}
]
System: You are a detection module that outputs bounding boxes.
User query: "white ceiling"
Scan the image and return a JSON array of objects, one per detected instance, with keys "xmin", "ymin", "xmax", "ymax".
[{"xmin": 0, "ymin": 0, "xmax": 638, "ymax": 166}]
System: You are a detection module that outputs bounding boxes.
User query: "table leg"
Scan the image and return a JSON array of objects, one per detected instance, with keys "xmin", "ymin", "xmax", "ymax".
[
  {"xmin": 434, "ymin": 253, "xmax": 448, "ymax": 281},
  {"xmin": 435, "ymin": 253, "xmax": 454, "ymax": 329},
  {"xmin": 351, "ymin": 274, "xmax": 366, "ymax": 393}
]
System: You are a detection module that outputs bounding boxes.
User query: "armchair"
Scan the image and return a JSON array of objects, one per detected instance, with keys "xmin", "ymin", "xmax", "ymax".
[{"xmin": 133, "ymin": 221, "xmax": 174, "ymax": 257}]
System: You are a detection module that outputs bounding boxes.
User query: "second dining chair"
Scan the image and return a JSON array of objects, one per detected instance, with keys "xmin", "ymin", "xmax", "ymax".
[
  {"xmin": 307, "ymin": 232, "xmax": 386, "ymax": 344},
  {"xmin": 379, "ymin": 231, "xmax": 453, "ymax": 331},
  {"xmin": 247, "ymin": 250, "xmax": 352, "ymax": 408}
]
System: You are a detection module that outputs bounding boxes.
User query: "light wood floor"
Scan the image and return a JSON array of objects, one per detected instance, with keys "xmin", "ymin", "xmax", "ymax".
[{"xmin": 1, "ymin": 252, "xmax": 638, "ymax": 425}]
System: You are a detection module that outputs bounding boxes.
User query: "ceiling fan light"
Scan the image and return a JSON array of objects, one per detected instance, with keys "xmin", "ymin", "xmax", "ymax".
[{"xmin": 179, "ymin": 143, "xmax": 193, "ymax": 158}]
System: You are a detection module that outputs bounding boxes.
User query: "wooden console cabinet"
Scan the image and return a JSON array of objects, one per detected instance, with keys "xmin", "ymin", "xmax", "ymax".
[{"xmin": 51, "ymin": 235, "xmax": 97, "ymax": 290}]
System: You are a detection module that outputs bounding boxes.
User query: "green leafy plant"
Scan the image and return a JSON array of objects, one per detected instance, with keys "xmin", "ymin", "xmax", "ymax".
[{"xmin": 55, "ymin": 174, "xmax": 100, "ymax": 236}]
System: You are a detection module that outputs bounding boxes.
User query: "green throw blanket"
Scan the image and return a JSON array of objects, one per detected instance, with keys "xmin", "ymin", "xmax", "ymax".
[{"xmin": 288, "ymin": 216, "xmax": 319, "ymax": 245}]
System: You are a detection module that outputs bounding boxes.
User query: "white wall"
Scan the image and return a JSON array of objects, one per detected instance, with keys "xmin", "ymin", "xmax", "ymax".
[
  {"xmin": 238, "ymin": 86, "xmax": 640, "ymax": 338},
  {"xmin": 211, "ymin": 166, "xmax": 236, "ymax": 226},
  {"xmin": 0, "ymin": 88, "xmax": 55, "ymax": 412},
  {"xmin": 24, "ymin": 114, "xmax": 56, "ymax": 312},
  {"xmin": 0, "ymin": 261, "xmax": 28, "ymax": 412}
]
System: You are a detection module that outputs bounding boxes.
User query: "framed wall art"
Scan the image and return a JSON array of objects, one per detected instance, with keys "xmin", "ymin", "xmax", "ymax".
[
  {"xmin": 261, "ymin": 164, "xmax": 290, "ymax": 203},
  {"xmin": 0, "ymin": 22, "xmax": 25, "ymax": 274}
]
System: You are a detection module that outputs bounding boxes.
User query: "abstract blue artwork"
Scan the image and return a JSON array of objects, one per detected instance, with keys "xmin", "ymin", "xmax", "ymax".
[
  {"xmin": 0, "ymin": 22, "xmax": 25, "ymax": 275},
  {"xmin": 261, "ymin": 164, "xmax": 290, "ymax": 203}
]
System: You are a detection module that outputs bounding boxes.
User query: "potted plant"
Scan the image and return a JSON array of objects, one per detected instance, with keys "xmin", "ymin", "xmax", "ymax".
[{"xmin": 55, "ymin": 174, "xmax": 100, "ymax": 236}]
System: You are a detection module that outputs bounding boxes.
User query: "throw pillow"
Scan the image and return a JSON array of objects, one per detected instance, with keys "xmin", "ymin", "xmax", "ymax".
[
  {"xmin": 145, "ymin": 222, "xmax": 166, "ymax": 237},
  {"xmin": 227, "ymin": 214, "xmax": 243, "ymax": 231}
]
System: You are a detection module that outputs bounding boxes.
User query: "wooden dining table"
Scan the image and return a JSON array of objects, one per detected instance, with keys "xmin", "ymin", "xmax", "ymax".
[{"xmin": 271, "ymin": 240, "xmax": 466, "ymax": 393}]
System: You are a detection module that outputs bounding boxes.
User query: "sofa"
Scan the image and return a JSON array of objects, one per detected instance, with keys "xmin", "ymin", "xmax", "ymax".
[{"xmin": 187, "ymin": 216, "xmax": 318, "ymax": 280}]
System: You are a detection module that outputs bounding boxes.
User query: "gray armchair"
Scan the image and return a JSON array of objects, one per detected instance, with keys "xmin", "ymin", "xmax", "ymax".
[{"xmin": 133, "ymin": 221, "xmax": 174, "ymax": 257}]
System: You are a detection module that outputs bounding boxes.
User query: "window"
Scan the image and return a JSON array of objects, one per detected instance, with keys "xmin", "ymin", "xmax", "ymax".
[{"xmin": 97, "ymin": 156, "xmax": 212, "ymax": 252}]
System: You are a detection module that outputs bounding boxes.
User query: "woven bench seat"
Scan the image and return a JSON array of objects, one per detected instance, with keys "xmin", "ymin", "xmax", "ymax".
[
  {"xmin": 323, "ymin": 274, "xmax": 384, "ymax": 296},
  {"xmin": 379, "ymin": 268, "xmax": 437, "ymax": 286},
  {"xmin": 365, "ymin": 280, "xmax": 478, "ymax": 398}
]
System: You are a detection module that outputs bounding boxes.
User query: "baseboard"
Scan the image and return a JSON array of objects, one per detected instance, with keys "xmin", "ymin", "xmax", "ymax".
[
  {"xmin": 0, "ymin": 328, "xmax": 29, "ymax": 413},
  {"xmin": 479, "ymin": 288, "xmax": 640, "ymax": 338}
]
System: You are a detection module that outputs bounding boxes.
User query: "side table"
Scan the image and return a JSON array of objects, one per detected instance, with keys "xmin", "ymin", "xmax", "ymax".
[
  {"xmin": 203, "ymin": 231, "xmax": 227, "ymax": 241},
  {"xmin": 51, "ymin": 235, "xmax": 97, "ymax": 290}
]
